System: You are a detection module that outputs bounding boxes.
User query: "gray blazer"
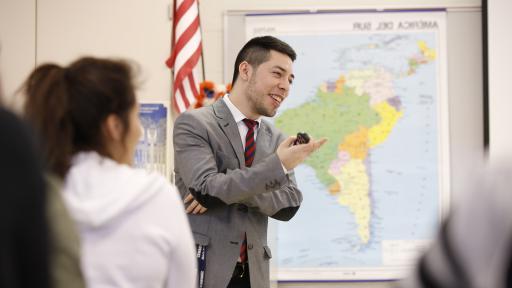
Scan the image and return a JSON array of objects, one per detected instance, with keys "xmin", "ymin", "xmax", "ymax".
[{"xmin": 173, "ymin": 99, "xmax": 303, "ymax": 288}]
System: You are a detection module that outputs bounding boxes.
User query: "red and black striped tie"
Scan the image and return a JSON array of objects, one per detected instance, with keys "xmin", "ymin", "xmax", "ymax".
[
  {"xmin": 240, "ymin": 118, "xmax": 258, "ymax": 263},
  {"xmin": 243, "ymin": 118, "xmax": 258, "ymax": 167}
]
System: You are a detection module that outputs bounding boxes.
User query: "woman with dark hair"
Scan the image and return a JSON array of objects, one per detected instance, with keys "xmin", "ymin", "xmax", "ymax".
[{"xmin": 23, "ymin": 57, "xmax": 196, "ymax": 288}]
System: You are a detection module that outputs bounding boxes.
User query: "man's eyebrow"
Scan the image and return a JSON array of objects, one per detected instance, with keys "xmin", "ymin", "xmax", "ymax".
[{"xmin": 273, "ymin": 65, "xmax": 295, "ymax": 79}]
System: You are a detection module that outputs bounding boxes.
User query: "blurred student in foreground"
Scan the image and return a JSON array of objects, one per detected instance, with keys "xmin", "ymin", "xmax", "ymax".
[
  {"xmin": 398, "ymin": 160, "xmax": 512, "ymax": 288},
  {"xmin": 1, "ymin": 60, "xmax": 84, "ymax": 287},
  {"xmin": 0, "ymin": 80, "xmax": 50, "ymax": 288},
  {"xmin": 23, "ymin": 57, "xmax": 197, "ymax": 288}
]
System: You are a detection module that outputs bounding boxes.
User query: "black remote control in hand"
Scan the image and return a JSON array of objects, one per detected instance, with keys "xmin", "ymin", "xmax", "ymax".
[{"xmin": 294, "ymin": 132, "xmax": 310, "ymax": 145}]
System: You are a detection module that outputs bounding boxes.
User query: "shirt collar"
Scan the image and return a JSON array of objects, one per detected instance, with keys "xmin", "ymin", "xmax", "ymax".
[{"xmin": 223, "ymin": 94, "xmax": 262, "ymax": 126}]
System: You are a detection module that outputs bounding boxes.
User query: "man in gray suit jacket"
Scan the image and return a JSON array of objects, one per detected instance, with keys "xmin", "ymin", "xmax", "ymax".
[{"xmin": 173, "ymin": 36, "xmax": 326, "ymax": 288}]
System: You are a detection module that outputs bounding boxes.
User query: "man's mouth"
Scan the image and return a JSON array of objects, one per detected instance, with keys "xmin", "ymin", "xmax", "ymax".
[{"xmin": 270, "ymin": 93, "xmax": 283, "ymax": 106}]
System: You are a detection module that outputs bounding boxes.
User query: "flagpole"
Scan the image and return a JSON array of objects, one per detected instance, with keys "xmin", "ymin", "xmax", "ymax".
[{"xmin": 169, "ymin": 0, "xmax": 178, "ymax": 117}]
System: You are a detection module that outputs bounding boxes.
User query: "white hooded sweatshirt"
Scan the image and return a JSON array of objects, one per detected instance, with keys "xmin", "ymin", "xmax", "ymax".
[{"xmin": 62, "ymin": 151, "xmax": 196, "ymax": 288}]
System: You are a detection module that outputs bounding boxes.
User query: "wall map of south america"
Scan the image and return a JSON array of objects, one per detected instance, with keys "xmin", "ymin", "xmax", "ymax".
[{"xmin": 246, "ymin": 11, "xmax": 449, "ymax": 281}]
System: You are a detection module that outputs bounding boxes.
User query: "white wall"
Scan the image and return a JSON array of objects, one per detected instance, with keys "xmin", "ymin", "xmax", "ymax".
[
  {"xmin": 488, "ymin": 0, "xmax": 512, "ymax": 160},
  {"xmin": 446, "ymin": 10, "xmax": 485, "ymax": 209},
  {"xmin": 0, "ymin": 0, "xmax": 172, "ymax": 106},
  {"xmin": 0, "ymin": 0, "xmax": 36, "ymax": 110},
  {"xmin": 36, "ymin": 0, "xmax": 172, "ymax": 104}
]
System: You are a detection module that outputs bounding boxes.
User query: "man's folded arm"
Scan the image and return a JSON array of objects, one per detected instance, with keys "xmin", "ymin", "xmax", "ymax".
[
  {"xmin": 238, "ymin": 171, "xmax": 303, "ymax": 221},
  {"xmin": 174, "ymin": 113, "xmax": 289, "ymax": 208}
]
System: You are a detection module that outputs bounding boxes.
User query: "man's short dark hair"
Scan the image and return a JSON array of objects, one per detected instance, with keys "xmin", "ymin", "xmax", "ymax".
[{"xmin": 231, "ymin": 36, "xmax": 296, "ymax": 86}]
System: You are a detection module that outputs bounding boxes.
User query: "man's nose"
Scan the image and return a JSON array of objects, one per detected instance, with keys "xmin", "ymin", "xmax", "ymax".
[{"xmin": 278, "ymin": 78, "xmax": 290, "ymax": 92}]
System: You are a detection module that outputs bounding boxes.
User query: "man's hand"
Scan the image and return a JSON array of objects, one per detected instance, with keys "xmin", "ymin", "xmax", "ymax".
[
  {"xmin": 277, "ymin": 136, "xmax": 327, "ymax": 171},
  {"xmin": 184, "ymin": 193, "xmax": 208, "ymax": 214}
]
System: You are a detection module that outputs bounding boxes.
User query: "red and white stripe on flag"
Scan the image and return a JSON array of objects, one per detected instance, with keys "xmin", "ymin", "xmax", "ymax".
[{"xmin": 166, "ymin": 0, "xmax": 203, "ymax": 114}]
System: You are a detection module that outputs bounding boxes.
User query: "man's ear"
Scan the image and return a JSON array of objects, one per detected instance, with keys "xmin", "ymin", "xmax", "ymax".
[
  {"xmin": 102, "ymin": 114, "xmax": 123, "ymax": 142},
  {"xmin": 238, "ymin": 61, "xmax": 252, "ymax": 82}
]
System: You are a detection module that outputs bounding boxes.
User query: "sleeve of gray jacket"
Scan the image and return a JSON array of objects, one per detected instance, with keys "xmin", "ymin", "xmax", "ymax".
[
  {"xmin": 236, "ymin": 132, "xmax": 303, "ymax": 221},
  {"xmin": 174, "ymin": 112, "xmax": 295, "ymax": 209},
  {"xmin": 236, "ymin": 169, "xmax": 302, "ymax": 221}
]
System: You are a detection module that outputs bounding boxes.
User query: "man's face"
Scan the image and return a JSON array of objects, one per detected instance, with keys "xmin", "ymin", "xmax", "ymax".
[{"xmin": 246, "ymin": 50, "xmax": 294, "ymax": 117}]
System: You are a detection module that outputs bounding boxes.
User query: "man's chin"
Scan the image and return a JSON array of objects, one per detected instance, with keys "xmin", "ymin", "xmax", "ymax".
[
  {"xmin": 264, "ymin": 110, "xmax": 277, "ymax": 117},
  {"xmin": 256, "ymin": 107, "xmax": 277, "ymax": 118}
]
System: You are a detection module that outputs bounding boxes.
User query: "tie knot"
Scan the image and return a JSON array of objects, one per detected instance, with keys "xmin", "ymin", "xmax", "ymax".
[{"xmin": 242, "ymin": 118, "xmax": 258, "ymax": 129}]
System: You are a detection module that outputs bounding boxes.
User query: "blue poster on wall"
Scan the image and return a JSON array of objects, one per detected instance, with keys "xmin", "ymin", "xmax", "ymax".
[{"xmin": 134, "ymin": 103, "xmax": 168, "ymax": 178}]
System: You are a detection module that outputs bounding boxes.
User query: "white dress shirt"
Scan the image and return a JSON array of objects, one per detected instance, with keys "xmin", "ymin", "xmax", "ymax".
[
  {"xmin": 223, "ymin": 95, "xmax": 262, "ymax": 148},
  {"xmin": 223, "ymin": 95, "xmax": 288, "ymax": 173}
]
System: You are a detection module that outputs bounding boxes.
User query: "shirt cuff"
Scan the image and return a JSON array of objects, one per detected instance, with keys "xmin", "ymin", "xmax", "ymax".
[{"xmin": 281, "ymin": 162, "xmax": 290, "ymax": 174}]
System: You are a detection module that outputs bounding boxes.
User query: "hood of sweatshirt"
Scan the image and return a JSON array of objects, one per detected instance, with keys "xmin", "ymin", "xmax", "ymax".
[{"xmin": 62, "ymin": 151, "xmax": 169, "ymax": 228}]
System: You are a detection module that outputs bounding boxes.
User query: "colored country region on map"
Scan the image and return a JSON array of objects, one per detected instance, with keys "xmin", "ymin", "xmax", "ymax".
[
  {"xmin": 418, "ymin": 40, "xmax": 436, "ymax": 61},
  {"xmin": 320, "ymin": 75, "xmax": 346, "ymax": 95},
  {"xmin": 339, "ymin": 127, "xmax": 370, "ymax": 160},
  {"xmin": 332, "ymin": 159, "xmax": 371, "ymax": 244},
  {"xmin": 408, "ymin": 40, "xmax": 437, "ymax": 75},
  {"xmin": 345, "ymin": 69, "xmax": 377, "ymax": 96},
  {"xmin": 359, "ymin": 68, "xmax": 397, "ymax": 106},
  {"xmin": 368, "ymin": 101, "xmax": 404, "ymax": 147}
]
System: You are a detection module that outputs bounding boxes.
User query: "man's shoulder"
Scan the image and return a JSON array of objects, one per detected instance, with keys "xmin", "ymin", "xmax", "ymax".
[
  {"xmin": 178, "ymin": 105, "xmax": 213, "ymax": 118},
  {"xmin": 260, "ymin": 118, "xmax": 275, "ymax": 128},
  {"xmin": 175, "ymin": 105, "xmax": 215, "ymax": 125},
  {"xmin": 260, "ymin": 118, "xmax": 285, "ymax": 138}
]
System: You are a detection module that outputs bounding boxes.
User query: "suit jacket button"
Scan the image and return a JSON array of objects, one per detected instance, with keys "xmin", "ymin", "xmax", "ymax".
[{"xmin": 248, "ymin": 243, "xmax": 253, "ymax": 250}]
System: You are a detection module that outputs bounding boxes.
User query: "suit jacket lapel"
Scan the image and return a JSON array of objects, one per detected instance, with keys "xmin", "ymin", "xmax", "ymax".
[
  {"xmin": 212, "ymin": 99, "xmax": 245, "ymax": 168},
  {"xmin": 253, "ymin": 121, "xmax": 271, "ymax": 165}
]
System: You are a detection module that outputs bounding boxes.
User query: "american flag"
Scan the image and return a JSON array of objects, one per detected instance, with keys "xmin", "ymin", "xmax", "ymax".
[{"xmin": 166, "ymin": 0, "xmax": 203, "ymax": 114}]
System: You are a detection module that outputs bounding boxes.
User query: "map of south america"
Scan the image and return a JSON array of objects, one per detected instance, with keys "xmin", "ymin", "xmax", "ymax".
[
  {"xmin": 275, "ymin": 41, "xmax": 435, "ymax": 245},
  {"xmin": 246, "ymin": 11, "xmax": 448, "ymax": 280}
]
